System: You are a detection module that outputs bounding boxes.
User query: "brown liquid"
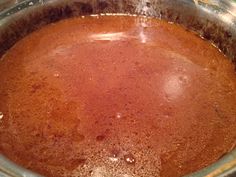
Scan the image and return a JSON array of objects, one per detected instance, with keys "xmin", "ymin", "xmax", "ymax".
[{"xmin": 0, "ymin": 15, "xmax": 236, "ymax": 177}]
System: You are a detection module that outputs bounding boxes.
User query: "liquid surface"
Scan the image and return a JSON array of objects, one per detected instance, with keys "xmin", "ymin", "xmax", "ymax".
[{"xmin": 0, "ymin": 15, "xmax": 236, "ymax": 177}]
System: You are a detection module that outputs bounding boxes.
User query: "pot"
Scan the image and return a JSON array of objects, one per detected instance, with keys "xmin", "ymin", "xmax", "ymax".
[{"xmin": 0, "ymin": 0, "xmax": 235, "ymax": 176}]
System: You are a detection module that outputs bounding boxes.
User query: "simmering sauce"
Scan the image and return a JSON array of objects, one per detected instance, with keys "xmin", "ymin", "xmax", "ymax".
[{"xmin": 0, "ymin": 15, "xmax": 236, "ymax": 177}]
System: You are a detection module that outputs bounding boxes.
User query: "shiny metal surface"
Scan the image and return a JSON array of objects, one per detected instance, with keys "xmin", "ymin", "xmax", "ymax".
[{"xmin": 0, "ymin": 0, "xmax": 236, "ymax": 177}]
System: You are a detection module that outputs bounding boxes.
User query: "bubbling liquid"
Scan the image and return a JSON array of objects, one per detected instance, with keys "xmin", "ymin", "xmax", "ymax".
[{"xmin": 0, "ymin": 15, "xmax": 236, "ymax": 177}]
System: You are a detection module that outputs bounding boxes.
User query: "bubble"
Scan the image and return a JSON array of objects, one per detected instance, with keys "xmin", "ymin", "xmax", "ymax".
[
  {"xmin": 96, "ymin": 135, "xmax": 105, "ymax": 141},
  {"xmin": 54, "ymin": 73, "xmax": 60, "ymax": 78},
  {"xmin": 116, "ymin": 112, "xmax": 122, "ymax": 119},
  {"xmin": 109, "ymin": 156, "xmax": 119, "ymax": 162},
  {"xmin": 164, "ymin": 114, "xmax": 169, "ymax": 118},
  {"xmin": 110, "ymin": 149, "xmax": 119, "ymax": 157},
  {"xmin": 179, "ymin": 75, "xmax": 188, "ymax": 84},
  {"xmin": 109, "ymin": 149, "xmax": 119, "ymax": 162},
  {"xmin": 124, "ymin": 153, "xmax": 136, "ymax": 165}
]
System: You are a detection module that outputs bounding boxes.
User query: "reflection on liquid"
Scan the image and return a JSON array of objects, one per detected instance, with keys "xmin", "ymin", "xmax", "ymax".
[
  {"xmin": 91, "ymin": 167, "xmax": 107, "ymax": 177},
  {"xmin": 109, "ymin": 156, "xmax": 119, "ymax": 162},
  {"xmin": 139, "ymin": 30, "xmax": 147, "ymax": 43},
  {"xmin": 89, "ymin": 17, "xmax": 150, "ymax": 43},
  {"xmin": 90, "ymin": 32, "xmax": 127, "ymax": 41},
  {"xmin": 91, "ymin": 166, "xmax": 133, "ymax": 177},
  {"xmin": 164, "ymin": 74, "xmax": 184, "ymax": 100},
  {"xmin": 0, "ymin": 112, "xmax": 3, "ymax": 120}
]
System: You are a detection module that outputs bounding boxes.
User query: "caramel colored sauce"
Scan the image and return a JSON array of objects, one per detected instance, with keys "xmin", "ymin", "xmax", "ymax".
[{"xmin": 0, "ymin": 15, "xmax": 236, "ymax": 177}]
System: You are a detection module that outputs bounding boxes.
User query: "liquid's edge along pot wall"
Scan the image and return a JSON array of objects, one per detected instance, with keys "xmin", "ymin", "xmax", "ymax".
[{"xmin": 0, "ymin": 0, "xmax": 235, "ymax": 177}]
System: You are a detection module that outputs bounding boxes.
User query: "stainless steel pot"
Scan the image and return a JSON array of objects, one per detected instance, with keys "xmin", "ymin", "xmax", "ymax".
[{"xmin": 0, "ymin": 0, "xmax": 236, "ymax": 176}]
